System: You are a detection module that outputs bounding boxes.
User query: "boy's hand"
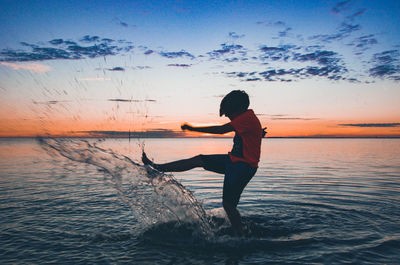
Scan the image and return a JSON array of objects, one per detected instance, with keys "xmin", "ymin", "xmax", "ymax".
[
  {"xmin": 181, "ymin": 123, "xmax": 193, "ymax": 131},
  {"xmin": 262, "ymin": 127, "xmax": 267, "ymax": 138}
]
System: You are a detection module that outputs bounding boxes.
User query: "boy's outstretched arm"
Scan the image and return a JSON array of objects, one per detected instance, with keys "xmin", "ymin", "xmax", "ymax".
[
  {"xmin": 181, "ymin": 123, "xmax": 234, "ymax": 134},
  {"xmin": 262, "ymin": 127, "xmax": 267, "ymax": 138}
]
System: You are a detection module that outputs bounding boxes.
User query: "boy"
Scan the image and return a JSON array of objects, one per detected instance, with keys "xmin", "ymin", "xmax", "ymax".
[{"xmin": 142, "ymin": 90, "xmax": 265, "ymax": 235}]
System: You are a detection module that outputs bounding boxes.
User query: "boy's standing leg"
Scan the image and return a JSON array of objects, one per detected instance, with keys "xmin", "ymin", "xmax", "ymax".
[
  {"xmin": 223, "ymin": 201, "xmax": 244, "ymax": 235},
  {"xmin": 222, "ymin": 161, "xmax": 256, "ymax": 236}
]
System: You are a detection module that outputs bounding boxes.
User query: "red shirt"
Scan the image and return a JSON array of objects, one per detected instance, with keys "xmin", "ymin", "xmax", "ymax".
[{"xmin": 228, "ymin": 109, "xmax": 262, "ymax": 168}]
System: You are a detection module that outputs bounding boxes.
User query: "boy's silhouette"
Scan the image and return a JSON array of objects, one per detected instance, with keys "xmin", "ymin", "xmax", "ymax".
[{"xmin": 142, "ymin": 90, "xmax": 265, "ymax": 235}]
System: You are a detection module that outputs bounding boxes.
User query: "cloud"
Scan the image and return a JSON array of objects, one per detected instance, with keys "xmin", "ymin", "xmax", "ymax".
[
  {"xmin": 259, "ymin": 45, "xmax": 295, "ymax": 62},
  {"xmin": 226, "ymin": 64, "xmax": 347, "ymax": 82},
  {"xmin": 258, "ymin": 5, "xmax": 364, "ymax": 46},
  {"xmin": 226, "ymin": 71, "xmax": 253, "ymax": 78},
  {"xmin": 270, "ymin": 117, "xmax": 318, "ymax": 121},
  {"xmin": 1, "ymin": 62, "xmax": 51, "ymax": 73},
  {"xmin": 305, "ymin": 65, "xmax": 346, "ymax": 80},
  {"xmin": 256, "ymin": 20, "xmax": 287, "ymax": 27},
  {"xmin": 101, "ymin": 38, "xmax": 114, "ymax": 44},
  {"xmin": 1, "ymin": 10, "xmax": 394, "ymax": 85},
  {"xmin": 291, "ymin": 49, "xmax": 347, "ymax": 81},
  {"xmin": 293, "ymin": 50, "xmax": 340, "ymax": 65},
  {"xmin": 228, "ymin": 32, "xmax": 245, "ymax": 39},
  {"xmin": 245, "ymin": 77, "xmax": 262, "ymax": 81},
  {"xmin": 332, "ymin": 0, "xmax": 351, "ymax": 14},
  {"xmin": 108, "ymin": 98, "xmax": 157, "ymax": 103},
  {"xmin": 107, "ymin": 67, "xmax": 125, "ymax": 71},
  {"xmin": 279, "ymin": 27, "xmax": 292, "ymax": 37},
  {"xmin": 208, "ymin": 43, "xmax": 245, "ymax": 58},
  {"xmin": 167, "ymin": 64, "xmax": 191, "ymax": 68},
  {"xmin": 144, "ymin": 49, "xmax": 154, "ymax": 55},
  {"xmin": 346, "ymin": 9, "xmax": 366, "ymax": 21},
  {"xmin": 33, "ymin": 100, "xmax": 70, "ymax": 105},
  {"xmin": 108, "ymin": 99, "xmax": 142, "ymax": 103},
  {"xmin": 79, "ymin": 129, "xmax": 186, "ymax": 138},
  {"xmin": 339, "ymin": 123, "xmax": 400, "ymax": 127},
  {"xmin": 309, "ymin": 22, "xmax": 361, "ymax": 43},
  {"xmin": 244, "ymin": 4, "xmax": 380, "ymax": 82},
  {"xmin": 312, "ymin": 2, "xmax": 364, "ymax": 44},
  {"xmin": 99, "ymin": 66, "xmax": 150, "ymax": 71},
  {"xmin": 113, "ymin": 18, "xmax": 132, "ymax": 28},
  {"xmin": 80, "ymin": 35, "xmax": 100, "ymax": 43},
  {"xmin": 258, "ymin": 69, "xmax": 299, "ymax": 82},
  {"xmin": 49, "ymin": 39, "xmax": 64, "ymax": 45},
  {"xmin": 225, "ymin": 45, "xmax": 348, "ymax": 82},
  {"xmin": 133, "ymin": 66, "xmax": 151, "ymax": 70},
  {"xmin": 120, "ymin": 22, "xmax": 128, "ymax": 27},
  {"xmin": 369, "ymin": 50, "xmax": 400, "ymax": 80},
  {"xmin": 0, "ymin": 36, "xmax": 134, "ymax": 62},
  {"xmin": 348, "ymin": 34, "xmax": 378, "ymax": 55},
  {"xmin": 207, "ymin": 43, "xmax": 248, "ymax": 64},
  {"xmin": 256, "ymin": 20, "xmax": 293, "ymax": 39},
  {"xmin": 340, "ymin": 22, "xmax": 361, "ymax": 36},
  {"xmin": 223, "ymin": 57, "xmax": 240, "ymax": 63},
  {"xmin": 159, "ymin": 50, "xmax": 195, "ymax": 59}
]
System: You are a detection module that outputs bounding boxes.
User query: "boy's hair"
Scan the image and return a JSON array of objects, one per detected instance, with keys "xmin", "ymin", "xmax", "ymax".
[{"xmin": 219, "ymin": 90, "xmax": 249, "ymax": 117}]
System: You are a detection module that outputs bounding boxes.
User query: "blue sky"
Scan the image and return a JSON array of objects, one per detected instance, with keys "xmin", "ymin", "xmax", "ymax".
[{"xmin": 0, "ymin": 0, "xmax": 399, "ymax": 137}]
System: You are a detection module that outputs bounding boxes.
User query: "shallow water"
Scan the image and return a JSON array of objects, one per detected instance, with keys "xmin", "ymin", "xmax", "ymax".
[{"xmin": 1, "ymin": 138, "xmax": 400, "ymax": 264}]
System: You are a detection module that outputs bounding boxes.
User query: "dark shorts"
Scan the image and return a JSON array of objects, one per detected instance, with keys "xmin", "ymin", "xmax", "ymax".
[{"xmin": 200, "ymin": 154, "xmax": 257, "ymax": 207}]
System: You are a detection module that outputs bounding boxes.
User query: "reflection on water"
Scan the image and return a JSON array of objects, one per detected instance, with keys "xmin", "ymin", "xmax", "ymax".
[{"xmin": 1, "ymin": 138, "xmax": 400, "ymax": 264}]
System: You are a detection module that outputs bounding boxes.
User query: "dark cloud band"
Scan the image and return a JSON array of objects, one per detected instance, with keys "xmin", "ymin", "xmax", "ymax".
[
  {"xmin": 339, "ymin": 123, "xmax": 400, "ymax": 128},
  {"xmin": 0, "ymin": 36, "xmax": 134, "ymax": 62},
  {"xmin": 108, "ymin": 98, "xmax": 156, "ymax": 103},
  {"xmin": 167, "ymin": 64, "xmax": 191, "ymax": 67},
  {"xmin": 159, "ymin": 50, "xmax": 195, "ymax": 59},
  {"xmin": 79, "ymin": 129, "xmax": 185, "ymax": 138},
  {"xmin": 108, "ymin": 67, "xmax": 125, "ymax": 71}
]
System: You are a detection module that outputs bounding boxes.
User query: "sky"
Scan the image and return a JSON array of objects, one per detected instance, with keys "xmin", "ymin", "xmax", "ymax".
[{"xmin": 0, "ymin": 0, "xmax": 399, "ymax": 138}]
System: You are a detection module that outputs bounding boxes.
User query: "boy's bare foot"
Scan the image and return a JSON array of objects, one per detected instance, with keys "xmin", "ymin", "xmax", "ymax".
[
  {"xmin": 142, "ymin": 152, "xmax": 164, "ymax": 173},
  {"xmin": 142, "ymin": 152, "xmax": 153, "ymax": 166}
]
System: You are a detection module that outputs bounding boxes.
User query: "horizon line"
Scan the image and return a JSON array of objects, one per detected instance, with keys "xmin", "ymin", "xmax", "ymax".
[{"xmin": 1, "ymin": 136, "xmax": 400, "ymax": 139}]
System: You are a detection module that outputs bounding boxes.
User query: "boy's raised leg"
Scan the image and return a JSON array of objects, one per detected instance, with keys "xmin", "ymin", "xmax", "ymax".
[{"xmin": 142, "ymin": 152, "xmax": 203, "ymax": 172}]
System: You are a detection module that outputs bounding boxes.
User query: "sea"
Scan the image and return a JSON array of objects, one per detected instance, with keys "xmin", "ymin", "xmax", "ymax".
[{"xmin": 0, "ymin": 138, "xmax": 399, "ymax": 264}]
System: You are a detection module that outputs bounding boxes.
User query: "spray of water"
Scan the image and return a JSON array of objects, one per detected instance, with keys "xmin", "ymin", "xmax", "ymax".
[{"xmin": 38, "ymin": 138, "xmax": 214, "ymax": 238}]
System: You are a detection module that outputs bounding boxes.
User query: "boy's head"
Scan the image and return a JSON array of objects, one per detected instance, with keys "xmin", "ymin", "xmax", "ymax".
[{"xmin": 219, "ymin": 90, "xmax": 249, "ymax": 117}]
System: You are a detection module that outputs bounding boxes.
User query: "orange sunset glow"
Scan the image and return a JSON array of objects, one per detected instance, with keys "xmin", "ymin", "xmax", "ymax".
[{"xmin": 1, "ymin": 114, "xmax": 400, "ymax": 138}]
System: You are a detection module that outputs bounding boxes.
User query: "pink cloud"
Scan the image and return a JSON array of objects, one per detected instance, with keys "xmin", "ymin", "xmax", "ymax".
[{"xmin": 1, "ymin": 62, "xmax": 51, "ymax": 73}]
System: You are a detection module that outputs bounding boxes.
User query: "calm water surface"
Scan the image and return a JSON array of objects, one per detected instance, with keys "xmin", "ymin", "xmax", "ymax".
[{"xmin": 1, "ymin": 138, "xmax": 400, "ymax": 264}]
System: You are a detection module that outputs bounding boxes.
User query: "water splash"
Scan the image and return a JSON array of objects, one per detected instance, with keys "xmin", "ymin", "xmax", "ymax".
[{"xmin": 38, "ymin": 138, "xmax": 213, "ymax": 238}]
